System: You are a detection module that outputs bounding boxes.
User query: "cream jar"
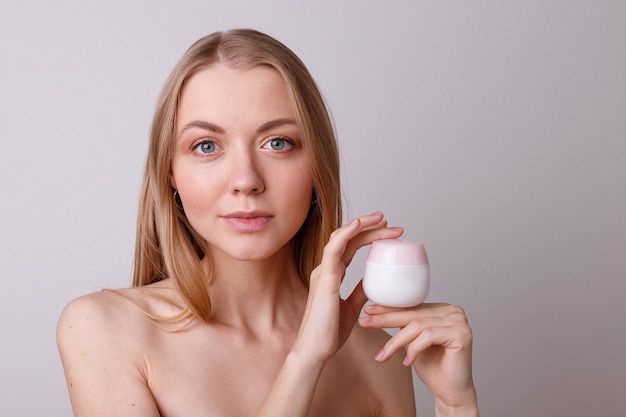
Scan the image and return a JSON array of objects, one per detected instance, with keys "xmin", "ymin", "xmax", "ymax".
[{"xmin": 362, "ymin": 239, "xmax": 430, "ymax": 307}]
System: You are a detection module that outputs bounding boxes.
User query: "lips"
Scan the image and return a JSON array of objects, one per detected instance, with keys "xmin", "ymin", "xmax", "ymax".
[{"xmin": 221, "ymin": 211, "xmax": 274, "ymax": 232}]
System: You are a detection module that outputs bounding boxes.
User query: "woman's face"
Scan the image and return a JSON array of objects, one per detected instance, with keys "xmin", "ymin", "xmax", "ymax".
[{"xmin": 171, "ymin": 63, "xmax": 314, "ymax": 263}]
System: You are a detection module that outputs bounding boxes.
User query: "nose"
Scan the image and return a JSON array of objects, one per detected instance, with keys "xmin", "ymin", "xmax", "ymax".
[{"xmin": 228, "ymin": 150, "xmax": 265, "ymax": 195}]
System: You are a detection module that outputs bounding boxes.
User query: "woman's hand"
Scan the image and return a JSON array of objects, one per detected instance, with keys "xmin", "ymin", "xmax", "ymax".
[
  {"xmin": 291, "ymin": 212, "xmax": 403, "ymax": 365},
  {"xmin": 256, "ymin": 212, "xmax": 404, "ymax": 416},
  {"xmin": 359, "ymin": 303, "xmax": 479, "ymax": 416}
]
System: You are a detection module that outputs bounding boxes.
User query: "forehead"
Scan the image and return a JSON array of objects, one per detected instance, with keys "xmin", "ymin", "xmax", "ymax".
[{"xmin": 177, "ymin": 63, "xmax": 296, "ymax": 128}]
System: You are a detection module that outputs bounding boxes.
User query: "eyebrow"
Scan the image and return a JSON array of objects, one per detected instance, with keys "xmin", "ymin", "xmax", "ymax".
[
  {"xmin": 178, "ymin": 118, "xmax": 297, "ymax": 136},
  {"xmin": 179, "ymin": 120, "xmax": 224, "ymax": 135},
  {"xmin": 256, "ymin": 118, "xmax": 298, "ymax": 133}
]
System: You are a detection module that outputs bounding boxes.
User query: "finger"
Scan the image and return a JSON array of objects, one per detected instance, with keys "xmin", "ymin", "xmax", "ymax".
[
  {"xmin": 402, "ymin": 323, "xmax": 472, "ymax": 366},
  {"xmin": 320, "ymin": 213, "xmax": 387, "ymax": 271},
  {"xmin": 364, "ymin": 302, "xmax": 453, "ymax": 316},
  {"xmin": 361, "ymin": 303, "xmax": 466, "ymax": 329},
  {"xmin": 317, "ymin": 216, "xmax": 365, "ymax": 275},
  {"xmin": 402, "ymin": 327, "xmax": 446, "ymax": 366},
  {"xmin": 312, "ymin": 214, "xmax": 383, "ymax": 290},
  {"xmin": 346, "ymin": 281, "xmax": 368, "ymax": 317},
  {"xmin": 370, "ymin": 317, "xmax": 448, "ymax": 358},
  {"xmin": 360, "ymin": 218, "xmax": 388, "ymax": 231},
  {"xmin": 315, "ymin": 213, "xmax": 402, "ymax": 291},
  {"xmin": 359, "ymin": 314, "xmax": 445, "ymax": 357},
  {"xmin": 341, "ymin": 226, "xmax": 404, "ymax": 268},
  {"xmin": 327, "ymin": 213, "xmax": 385, "ymax": 250},
  {"xmin": 374, "ymin": 322, "xmax": 464, "ymax": 365}
]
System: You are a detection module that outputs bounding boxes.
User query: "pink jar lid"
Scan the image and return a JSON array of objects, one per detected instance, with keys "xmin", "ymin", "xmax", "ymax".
[{"xmin": 366, "ymin": 239, "xmax": 429, "ymax": 266}]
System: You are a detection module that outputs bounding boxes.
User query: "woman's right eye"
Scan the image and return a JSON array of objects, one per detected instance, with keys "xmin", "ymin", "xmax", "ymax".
[{"xmin": 192, "ymin": 140, "xmax": 218, "ymax": 155}]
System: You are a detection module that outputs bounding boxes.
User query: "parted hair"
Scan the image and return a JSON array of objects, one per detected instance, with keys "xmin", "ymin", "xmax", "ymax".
[{"xmin": 132, "ymin": 29, "xmax": 342, "ymax": 323}]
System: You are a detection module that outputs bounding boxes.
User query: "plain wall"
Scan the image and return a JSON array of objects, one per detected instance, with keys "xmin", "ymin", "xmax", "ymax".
[{"xmin": 1, "ymin": 1, "xmax": 624, "ymax": 416}]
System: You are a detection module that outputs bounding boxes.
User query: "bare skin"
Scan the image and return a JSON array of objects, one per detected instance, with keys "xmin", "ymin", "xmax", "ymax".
[
  {"xmin": 57, "ymin": 214, "xmax": 476, "ymax": 417},
  {"xmin": 57, "ymin": 63, "xmax": 478, "ymax": 416},
  {"xmin": 57, "ymin": 274, "xmax": 415, "ymax": 416}
]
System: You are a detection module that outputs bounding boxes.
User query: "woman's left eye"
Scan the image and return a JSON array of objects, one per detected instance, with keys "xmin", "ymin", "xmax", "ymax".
[
  {"xmin": 263, "ymin": 137, "xmax": 292, "ymax": 151},
  {"xmin": 192, "ymin": 140, "xmax": 219, "ymax": 155}
]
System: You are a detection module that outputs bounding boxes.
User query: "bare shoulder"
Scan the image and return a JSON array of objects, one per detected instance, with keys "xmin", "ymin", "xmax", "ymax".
[
  {"xmin": 56, "ymin": 283, "xmax": 176, "ymax": 417},
  {"xmin": 57, "ymin": 279, "xmax": 180, "ymax": 343},
  {"xmin": 58, "ymin": 288, "xmax": 133, "ymax": 325},
  {"xmin": 58, "ymin": 290, "xmax": 138, "ymax": 342},
  {"xmin": 59, "ymin": 286, "xmax": 157, "ymax": 340},
  {"xmin": 343, "ymin": 326, "xmax": 417, "ymax": 415}
]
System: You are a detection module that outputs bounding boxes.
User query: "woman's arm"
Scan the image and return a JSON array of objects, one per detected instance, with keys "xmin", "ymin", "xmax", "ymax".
[
  {"xmin": 57, "ymin": 293, "xmax": 161, "ymax": 417},
  {"xmin": 58, "ymin": 213, "xmax": 406, "ymax": 417},
  {"xmin": 255, "ymin": 212, "xmax": 404, "ymax": 416}
]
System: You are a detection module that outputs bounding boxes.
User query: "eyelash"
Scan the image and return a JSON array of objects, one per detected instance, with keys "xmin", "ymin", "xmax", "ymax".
[
  {"xmin": 191, "ymin": 140, "xmax": 219, "ymax": 155},
  {"xmin": 263, "ymin": 136, "xmax": 294, "ymax": 151},
  {"xmin": 190, "ymin": 136, "xmax": 295, "ymax": 155}
]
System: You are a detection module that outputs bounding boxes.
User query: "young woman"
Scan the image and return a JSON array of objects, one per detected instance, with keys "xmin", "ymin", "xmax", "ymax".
[{"xmin": 57, "ymin": 29, "xmax": 478, "ymax": 417}]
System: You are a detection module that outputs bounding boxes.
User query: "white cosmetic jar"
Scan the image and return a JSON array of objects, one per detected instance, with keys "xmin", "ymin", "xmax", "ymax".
[{"xmin": 362, "ymin": 239, "xmax": 430, "ymax": 308}]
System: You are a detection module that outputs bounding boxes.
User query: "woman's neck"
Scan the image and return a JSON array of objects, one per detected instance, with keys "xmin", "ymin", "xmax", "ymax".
[{"xmin": 205, "ymin": 245, "xmax": 308, "ymax": 336}]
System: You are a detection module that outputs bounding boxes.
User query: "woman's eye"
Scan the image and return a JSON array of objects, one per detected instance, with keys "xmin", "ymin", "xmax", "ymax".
[
  {"xmin": 264, "ymin": 138, "xmax": 292, "ymax": 151},
  {"xmin": 193, "ymin": 141, "xmax": 218, "ymax": 154}
]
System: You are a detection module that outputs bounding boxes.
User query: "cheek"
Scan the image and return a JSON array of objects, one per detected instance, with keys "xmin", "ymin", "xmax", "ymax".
[
  {"xmin": 177, "ymin": 183, "xmax": 206, "ymax": 212},
  {"xmin": 172, "ymin": 165, "xmax": 214, "ymax": 212},
  {"xmin": 283, "ymin": 170, "xmax": 314, "ymax": 212}
]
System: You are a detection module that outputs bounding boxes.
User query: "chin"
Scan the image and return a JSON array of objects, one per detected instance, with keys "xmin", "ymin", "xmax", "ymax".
[{"xmin": 211, "ymin": 236, "xmax": 294, "ymax": 263}]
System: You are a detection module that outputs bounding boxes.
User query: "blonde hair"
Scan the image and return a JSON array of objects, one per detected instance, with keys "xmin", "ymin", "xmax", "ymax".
[{"xmin": 133, "ymin": 29, "xmax": 341, "ymax": 323}]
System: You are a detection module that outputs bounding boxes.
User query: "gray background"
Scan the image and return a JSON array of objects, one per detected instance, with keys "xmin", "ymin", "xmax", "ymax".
[{"xmin": 1, "ymin": 1, "xmax": 624, "ymax": 416}]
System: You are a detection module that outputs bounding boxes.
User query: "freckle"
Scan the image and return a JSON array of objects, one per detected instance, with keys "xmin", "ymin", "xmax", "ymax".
[{"xmin": 131, "ymin": 404, "xmax": 135, "ymax": 407}]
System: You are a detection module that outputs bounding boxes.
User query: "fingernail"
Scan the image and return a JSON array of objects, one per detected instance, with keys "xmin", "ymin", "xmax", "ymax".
[
  {"xmin": 358, "ymin": 316, "xmax": 372, "ymax": 325},
  {"xmin": 375, "ymin": 350, "xmax": 386, "ymax": 361},
  {"xmin": 402, "ymin": 356, "xmax": 412, "ymax": 366}
]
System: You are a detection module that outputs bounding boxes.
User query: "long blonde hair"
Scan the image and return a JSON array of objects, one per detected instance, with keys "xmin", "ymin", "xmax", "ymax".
[{"xmin": 133, "ymin": 29, "xmax": 342, "ymax": 323}]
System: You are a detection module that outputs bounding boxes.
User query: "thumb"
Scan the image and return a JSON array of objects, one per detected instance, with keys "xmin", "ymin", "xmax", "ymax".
[{"xmin": 346, "ymin": 280, "xmax": 368, "ymax": 317}]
